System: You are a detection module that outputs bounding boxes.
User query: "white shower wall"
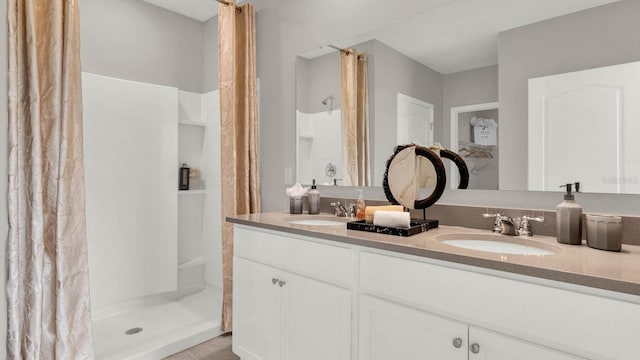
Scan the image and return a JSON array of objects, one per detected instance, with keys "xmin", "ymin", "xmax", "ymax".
[
  {"xmin": 296, "ymin": 110, "xmax": 343, "ymax": 185},
  {"xmin": 83, "ymin": 74, "xmax": 223, "ymax": 314},
  {"xmin": 83, "ymin": 73, "xmax": 179, "ymax": 310}
]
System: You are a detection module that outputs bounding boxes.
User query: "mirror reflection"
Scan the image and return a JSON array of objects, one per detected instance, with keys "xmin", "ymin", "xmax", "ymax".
[
  {"xmin": 295, "ymin": 0, "xmax": 639, "ymax": 194},
  {"xmin": 296, "ymin": 47, "xmax": 371, "ymax": 186}
]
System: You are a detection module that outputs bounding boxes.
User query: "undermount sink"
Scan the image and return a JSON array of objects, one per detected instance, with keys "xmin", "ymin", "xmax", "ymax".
[
  {"xmin": 437, "ymin": 234, "xmax": 561, "ymax": 256},
  {"xmin": 286, "ymin": 215, "xmax": 346, "ymax": 226}
]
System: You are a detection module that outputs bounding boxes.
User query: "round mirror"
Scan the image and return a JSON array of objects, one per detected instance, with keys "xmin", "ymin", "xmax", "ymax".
[{"xmin": 382, "ymin": 145, "xmax": 447, "ymax": 209}]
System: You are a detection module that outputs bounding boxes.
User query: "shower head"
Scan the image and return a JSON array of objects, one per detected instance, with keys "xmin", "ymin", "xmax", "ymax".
[{"xmin": 321, "ymin": 95, "xmax": 334, "ymax": 105}]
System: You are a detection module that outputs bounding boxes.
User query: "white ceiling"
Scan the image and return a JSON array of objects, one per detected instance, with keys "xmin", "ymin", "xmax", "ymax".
[
  {"xmin": 139, "ymin": 0, "xmax": 220, "ymax": 22},
  {"xmin": 140, "ymin": 0, "xmax": 621, "ymax": 74},
  {"xmin": 369, "ymin": 0, "xmax": 621, "ymax": 74}
]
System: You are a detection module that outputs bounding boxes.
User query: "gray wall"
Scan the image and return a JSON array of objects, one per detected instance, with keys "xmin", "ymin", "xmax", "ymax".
[
  {"xmin": 499, "ymin": 0, "xmax": 640, "ymax": 190},
  {"xmin": 372, "ymin": 40, "xmax": 443, "ymax": 186},
  {"xmin": 202, "ymin": 16, "xmax": 219, "ymax": 92},
  {"xmin": 0, "ymin": 0, "xmax": 8, "ymax": 355},
  {"xmin": 442, "ymin": 65, "xmax": 499, "ymax": 148},
  {"xmin": 296, "ymin": 52, "xmax": 341, "ymax": 114},
  {"xmin": 80, "ymin": 0, "xmax": 209, "ymax": 93}
]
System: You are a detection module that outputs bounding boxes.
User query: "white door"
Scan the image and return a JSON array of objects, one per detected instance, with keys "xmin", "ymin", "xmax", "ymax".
[
  {"xmin": 233, "ymin": 258, "xmax": 282, "ymax": 360},
  {"xmin": 469, "ymin": 326, "xmax": 584, "ymax": 360},
  {"xmin": 359, "ymin": 295, "xmax": 468, "ymax": 360},
  {"xmin": 529, "ymin": 61, "xmax": 640, "ymax": 193},
  {"xmin": 397, "ymin": 93, "xmax": 434, "ymax": 146},
  {"xmin": 282, "ymin": 272, "xmax": 351, "ymax": 360}
]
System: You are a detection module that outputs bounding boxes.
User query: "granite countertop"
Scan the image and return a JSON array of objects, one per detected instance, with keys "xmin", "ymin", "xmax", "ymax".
[{"xmin": 227, "ymin": 211, "xmax": 640, "ymax": 297}]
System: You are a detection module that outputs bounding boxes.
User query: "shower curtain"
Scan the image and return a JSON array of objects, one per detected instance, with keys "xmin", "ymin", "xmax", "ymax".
[
  {"xmin": 219, "ymin": 0, "xmax": 261, "ymax": 332},
  {"xmin": 7, "ymin": 0, "xmax": 94, "ymax": 359},
  {"xmin": 340, "ymin": 50, "xmax": 371, "ymax": 186}
]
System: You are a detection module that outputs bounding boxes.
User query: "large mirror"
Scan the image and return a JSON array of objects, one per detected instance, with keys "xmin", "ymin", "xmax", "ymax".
[{"xmin": 295, "ymin": 0, "xmax": 639, "ymax": 194}]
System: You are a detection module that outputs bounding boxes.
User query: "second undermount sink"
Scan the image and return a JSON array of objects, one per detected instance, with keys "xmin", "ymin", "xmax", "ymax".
[
  {"xmin": 437, "ymin": 234, "xmax": 561, "ymax": 256},
  {"xmin": 286, "ymin": 215, "xmax": 346, "ymax": 226}
]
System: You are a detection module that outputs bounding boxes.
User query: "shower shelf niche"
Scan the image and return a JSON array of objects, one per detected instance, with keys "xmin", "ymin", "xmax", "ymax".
[
  {"xmin": 179, "ymin": 120, "xmax": 207, "ymax": 128},
  {"xmin": 178, "ymin": 189, "xmax": 207, "ymax": 196}
]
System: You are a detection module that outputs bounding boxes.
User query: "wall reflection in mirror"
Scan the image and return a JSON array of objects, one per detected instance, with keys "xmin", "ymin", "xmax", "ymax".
[{"xmin": 295, "ymin": 0, "xmax": 640, "ymax": 195}]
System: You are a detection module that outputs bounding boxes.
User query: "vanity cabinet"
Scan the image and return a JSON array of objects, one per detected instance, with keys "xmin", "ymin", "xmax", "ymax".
[
  {"xmin": 233, "ymin": 227, "xmax": 352, "ymax": 360},
  {"xmin": 232, "ymin": 224, "xmax": 640, "ymax": 360},
  {"xmin": 359, "ymin": 295, "xmax": 581, "ymax": 360}
]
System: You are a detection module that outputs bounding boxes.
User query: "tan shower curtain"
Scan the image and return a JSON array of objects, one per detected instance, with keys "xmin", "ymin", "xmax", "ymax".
[
  {"xmin": 340, "ymin": 50, "xmax": 371, "ymax": 186},
  {"xmin": 7, "ymin": 0, "xmax": 94, "ymax": 359},
  {"xmin": 219, "ymin": 0, "xmax": 261, "ymax": 333}
]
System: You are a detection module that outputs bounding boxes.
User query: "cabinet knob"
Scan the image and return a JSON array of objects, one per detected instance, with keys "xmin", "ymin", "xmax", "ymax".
[
  {"xmin": 470, "ymin": 343, "xmax": 480, "ymax": 354},
  {"xmin": 272, "ymin": 278, "xmax": 278, "ymax": 285},
  {"xmin": 278, "ymin": 280, "xmax": 286, "ymax": 287},
  {"xmin": 452, "ymin": 338, "xmax": 463, "ymax": 348}
]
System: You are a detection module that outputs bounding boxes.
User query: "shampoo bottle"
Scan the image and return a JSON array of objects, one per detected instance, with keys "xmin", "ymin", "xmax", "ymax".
[
  {"xmin": 556, "ymin": 182, "xmax": 582, "ymax": 245},
  {"xmin": 356, "ymin": 189, "xmax": 366, "ymax": 220},
  {"xmin": 308, "ymin": 179, "xmax": 320, "ymax": 214},
  {"xmin": 179, "ymin": 163, "xmax": 190, "ymax": 190}
]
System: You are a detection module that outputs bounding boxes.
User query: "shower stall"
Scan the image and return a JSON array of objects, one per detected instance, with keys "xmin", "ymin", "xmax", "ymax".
[{"xmin": 79, "ymin": 1, "xmax": 223, "ymax": 359}]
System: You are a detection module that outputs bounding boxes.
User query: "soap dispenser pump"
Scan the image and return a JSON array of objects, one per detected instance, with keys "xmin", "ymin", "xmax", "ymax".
[{"xmin": 556, "ymin": 182, "xmax": 582, "ymax": 245}]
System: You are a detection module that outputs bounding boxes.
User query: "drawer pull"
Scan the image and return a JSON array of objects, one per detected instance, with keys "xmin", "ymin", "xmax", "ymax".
[
  {"xmin": 272, "ymin": 278, "xmax": 278, "ymax": 285},
  {"xmin": 452, "ymin": 338, "xmax": 463, "ymax": 348},
  {"xmin": 470, "ymin": 343, "xmax": 480, "ymax": 354},
  {"xmin": 278, "ymin": 280, "xmax": 286, "ymax": 287}
]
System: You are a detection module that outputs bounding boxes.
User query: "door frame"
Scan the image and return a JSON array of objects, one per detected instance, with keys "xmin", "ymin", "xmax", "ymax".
[{"xmin": 449, "ymin": 102, "xmax": 499, "ymax": 189}]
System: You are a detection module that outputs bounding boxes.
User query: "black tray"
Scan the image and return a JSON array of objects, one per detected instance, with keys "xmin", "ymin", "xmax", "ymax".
[{"xmin": 347, "ymin": 219, "xmax": 439, "ymax": 237}]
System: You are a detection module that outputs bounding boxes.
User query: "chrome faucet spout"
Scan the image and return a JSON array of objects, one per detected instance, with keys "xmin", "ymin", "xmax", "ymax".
[
  {"xmin": 330, "ymin": 202, "xmax": 356, "ymax": 218},
  {"xmin": 482, "ymin": 213, "xmax": 516, "ymax": 236}
]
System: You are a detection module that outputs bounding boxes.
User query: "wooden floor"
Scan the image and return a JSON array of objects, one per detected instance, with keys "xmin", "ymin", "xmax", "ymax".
[{"xmin": 164, "ymin": 334, "xmax": 239, "ymax": 360}]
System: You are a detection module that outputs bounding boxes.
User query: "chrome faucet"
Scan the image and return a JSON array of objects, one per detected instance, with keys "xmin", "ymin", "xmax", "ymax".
[
  {"xmin": 330, "ymin": 202, "xmax": 357, "ymax": 218},
  {"xmin": 482, "ymin": 213, "xmax": 516, "ymax": 236},
  {"xmin": 516, "ymin": 215, "xmax": 545, "ymax": 237}
]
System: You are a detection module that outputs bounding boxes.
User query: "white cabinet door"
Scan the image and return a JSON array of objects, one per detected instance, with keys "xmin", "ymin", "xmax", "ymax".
[
  {"xmin": 359, "ymin": 295, "xmax": 468, "ymax": 360},
  {"xmin": 233, "ymin": 257, "xmax": 282, "ymax": 360},
  {"xmin": 281, "ymin": 271, "xmax": 351, "ymax": 360},
  {"xmin": 469, "ymin": 326, "xmax": 584, "ymax": 360}
]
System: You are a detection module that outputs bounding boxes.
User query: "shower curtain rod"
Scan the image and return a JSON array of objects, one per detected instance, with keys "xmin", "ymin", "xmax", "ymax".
[
  {"xmin": 328, "ymin": 45, "xmax": 352, "ymax": 54},
  {"xmin": 216, "ymin": 0, "xmax": 242, "ymax": 11}
]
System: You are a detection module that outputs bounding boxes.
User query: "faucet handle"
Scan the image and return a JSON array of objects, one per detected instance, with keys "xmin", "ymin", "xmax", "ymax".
[
  {"xmin": 522, "ymin": 215, "xmax": 544, "ymax": 223},
  {"xmin": 330, "ymin": 202, "xmax": 344, "ymax": 217},
  {"xmin": 517, "ymin": 215, "xmax": 544, "ymax": 236}
]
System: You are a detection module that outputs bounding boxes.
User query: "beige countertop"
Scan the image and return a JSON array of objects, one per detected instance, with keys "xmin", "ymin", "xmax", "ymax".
[{"xmin": 227, "ymin": 211, "xmax": 640, "ymax": 297}]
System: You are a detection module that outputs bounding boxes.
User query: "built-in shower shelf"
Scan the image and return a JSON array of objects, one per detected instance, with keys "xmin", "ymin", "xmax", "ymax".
[
  {"xmin": 299, "ymin": 134, "xmax": 314, "ymax": 140},
  {"xmin": 178, "ymin": 189, "xmax": 207, "ymax": 196},
  {"xmin": 179, "ymin": 120, "xmax": 207, "ymax": 128}
]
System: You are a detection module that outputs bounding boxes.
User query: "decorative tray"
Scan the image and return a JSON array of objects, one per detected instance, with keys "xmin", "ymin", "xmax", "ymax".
[{"xmin": 346, "ymin": 219, "xmax": 439, "ymax": 237}]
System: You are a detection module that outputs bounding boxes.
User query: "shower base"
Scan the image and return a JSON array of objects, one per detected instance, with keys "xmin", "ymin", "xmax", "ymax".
[{"xmin": 92, "ymin": 285, "xmax": 223, "ymax": 360}]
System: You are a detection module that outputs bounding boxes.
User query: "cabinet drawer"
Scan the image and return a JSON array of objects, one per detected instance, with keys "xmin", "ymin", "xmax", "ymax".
[
  {"xmin": 234, "ymin": 226, "xmax": 352, "ymax": 285},
  {"xmin": 360, "ymin": 251, "xmax": 640, "ymax": 360}
]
